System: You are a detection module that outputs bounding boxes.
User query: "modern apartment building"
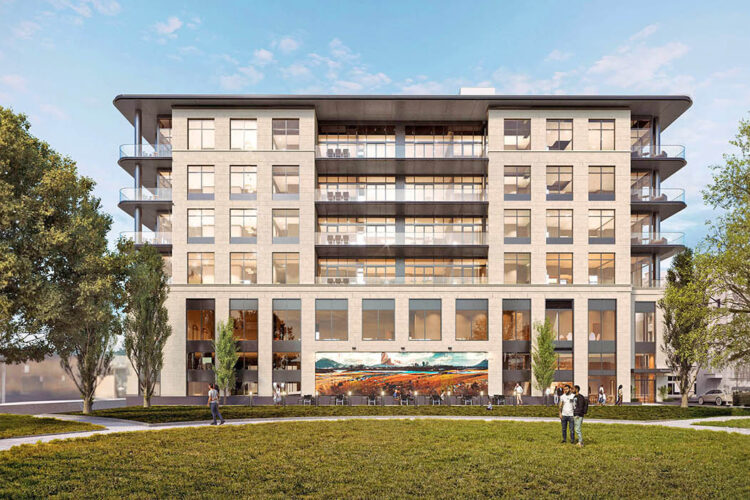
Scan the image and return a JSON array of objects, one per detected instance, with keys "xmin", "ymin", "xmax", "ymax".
[{"xmin": 115, "ymin": 93, "xmax": 689, "ymax": 403}]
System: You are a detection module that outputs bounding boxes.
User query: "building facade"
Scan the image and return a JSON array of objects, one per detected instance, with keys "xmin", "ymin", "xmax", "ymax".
[{"xmin": 115, "ymin": 94, "xmax": 689, "ymax": 403}]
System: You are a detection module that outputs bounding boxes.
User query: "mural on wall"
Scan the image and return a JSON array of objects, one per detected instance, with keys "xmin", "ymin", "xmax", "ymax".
[{"xmin": 315, "ymin": 352, "xmax": 488, "ymax": 396}]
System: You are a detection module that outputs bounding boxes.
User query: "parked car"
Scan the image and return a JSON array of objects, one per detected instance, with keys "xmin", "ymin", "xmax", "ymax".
[{"xmin": 697, "ymin": 389, "xmax": 732, "ymax": 406}]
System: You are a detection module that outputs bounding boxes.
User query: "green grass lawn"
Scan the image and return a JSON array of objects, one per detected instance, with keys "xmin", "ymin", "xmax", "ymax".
[
  {"xmin": 0, "ymin": 414, "xmax": 103, "ymax": 439},
  {"xmin": 1, "ymin": 420, "xmax": 748, "ymax": 498},
  {"xmin": 75, "ymin": 404, "xmax": 750, "ymax": 424},
  {"xmin": 694, "ymin": 418, "xmax": 750, "ymax": 429}
]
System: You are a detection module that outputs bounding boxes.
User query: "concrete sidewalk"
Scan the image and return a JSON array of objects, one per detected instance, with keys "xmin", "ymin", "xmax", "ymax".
[{"xmin": 1, "ymin": 413, "xmax": 748, "ymax": 452}]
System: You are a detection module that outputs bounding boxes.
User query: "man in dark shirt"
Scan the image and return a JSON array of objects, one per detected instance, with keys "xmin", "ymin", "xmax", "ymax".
[{"xmin": 573, "ymin": 385, "xmax": 588, "ymax": 447}]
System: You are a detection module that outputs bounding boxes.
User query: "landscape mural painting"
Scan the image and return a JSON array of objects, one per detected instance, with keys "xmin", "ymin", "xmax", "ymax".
[{"xmin": 315, "ymin": 352, "xmax": 488, "ymax": 396}]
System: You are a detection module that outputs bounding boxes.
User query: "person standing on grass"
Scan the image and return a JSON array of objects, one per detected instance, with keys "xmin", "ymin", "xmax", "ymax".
[
  {"xmin": 514, "ymin": 383, "xmax": 523, "ymax": 405},
  {"xmin": 573, "ymin": 385, "xmax": 588, "ymax": 447},
  {"xmin": 208, "ymin": 383, "xmax": 225, "ymax": 425},
  {"xmin": 558, "ymin": 385, "xmax": 575, "ymax": 444},
  {"xmin": 616, "ymin": 384, "xmax": 623, "ymax": 406}
]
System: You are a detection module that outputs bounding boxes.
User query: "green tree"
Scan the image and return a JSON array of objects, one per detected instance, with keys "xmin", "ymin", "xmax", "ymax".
[
  {"xmin": 1, "ymin": 107, "xmax": 107, "ymax": 362},
  {"xmin": 120, "ymin": 240, "xmax": 172, "ymax": 408},
  {"xmin": 214, "ymin": 318, "xmax": 238, "ymax": 404},
  {"xmin": 659, "ymin": 249, "xmax": 715, "ymax": 408},
  {"xmin": 532, "ymin": 318, "xmax": 556, "ymax": 395},
  {"xmin": 701, "ymin": 117, "xmax": 750, "ymax": 364}
]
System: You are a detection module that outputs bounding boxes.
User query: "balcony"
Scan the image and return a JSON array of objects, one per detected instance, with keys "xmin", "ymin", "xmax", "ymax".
[
  {"xmin": 631, "ymin": 144, "xmax": 685, "ymax": 159},
  {"xmin": 119, "ymin": 187, "xmax": 172, "ymax": 202},
  {"xmin": 315, "ymin": 276, "xmax": 488, "ymax": 285},
  {"xmin": 316, "ymin": 141, "xmax": 485, "ymax": 159},
  {"xmin": 315, "ymin": 188, "xmax": 487, "ymax": 217},
  {"xmin": 120, "ymin": 231, "xmax": 172, "ymax": 247},
  {"xmin": 315, "ymin": 231, "xmax": 488, "ymax": 257},
  {"xmin": 119, "ymin": 143, "xmax": 172, "ymax": 159},
  {"xmin": 631, "ymin": 188, "xmax": 686, "ymax": 219},
  {"xmin": 631, "ymin": 232, "xmax": 685, "ymax": 258},
  {"xmin": 632, "ymin": 278, "xmax": 665, "ymax": 289},
  {"xmin": 631, "ymin": 145, "xmax": 686, "ymax": 181}
]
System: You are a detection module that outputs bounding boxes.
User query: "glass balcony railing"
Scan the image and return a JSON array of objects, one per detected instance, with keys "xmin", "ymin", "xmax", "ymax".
[
  {"xmin": 316, "ymin": 141, "xmax": 485, "ymax": 159},
  {"xmin": 315, "ymin": 188, "xmax": 486, "ymax": 202},
  {"xmin": 120, "ymin": 231, "xmax": 172, "ymax": 245},
  {"xmin": 119, "ymin": 187, "xmax": 172, "ymax": 202},
  {"xmin": 630, "ymin": 188, "xmax": 685, "ymax": 203},
  {"xmin": 315, "ymin": 276, "xmax": 488, "ymax": 285},
  {"xmin": 316, "ymin": 232, "xmax": 487, "ymax": 246},
  {"xmin": 631, "ymin": 233, "xmax": 685, "ymax": 245},
  {"xmin": 631, "ymin": 144, "xmax": 685, "ymax": 159},
  {"xmin": 119, "ymin": 143, "xmax": 173, "ymax": 159},
  {"xmin": 632, "ymin": 278, "xmax": 665, "ymax": 288}
]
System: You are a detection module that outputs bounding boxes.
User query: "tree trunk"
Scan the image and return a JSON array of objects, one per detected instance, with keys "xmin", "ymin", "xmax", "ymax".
[
  {"xmin": 83, "ymin": 397, "xmax": 92, "ymax": 414},
  {"xmin": 223, "ymin": 389, "xmax": 227, "ymax": 405},
  {"xmin": 143, "ymin": 394, "xmax": 151, "ymax": 408},
  {"xmin": 681, "ymin": 393, "xmax": 689, "ymax": 408}
]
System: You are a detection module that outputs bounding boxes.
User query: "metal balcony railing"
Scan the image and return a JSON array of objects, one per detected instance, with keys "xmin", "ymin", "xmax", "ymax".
[
  {"xmin": 630, "ymin": 188, "xmax": 685, "ymax": 203},
  {"xmin": 120, "ymin": 232, "xmax": 173, "ymax": 245},
  {"xmin": 315, "ymin": 276, "xmax": 488, "ymax": 285},
  {"xmin": 316, "ymin": 232, "xmax": 487, "ymax": 246},
  {"xmin": 316, "ymin": 141, "xmax": 485, "ymax": 159},
  {"xmin": 631, "ymin": 233, "xmax": 685, "ymax": 245},
  {"xmin": 315, "ymin": 188, "xmax": 486, "ymax": 202},
  {"xmin": 631, "ymin": 144, "xmax": 685, "ymax": 159},
  {"xmin": 119, "ymin": 143, "xmax": 173, "ymax": 159},
  {"xmin": 119, "ymin": 187, "xmax": 172, "ymax": 202}
]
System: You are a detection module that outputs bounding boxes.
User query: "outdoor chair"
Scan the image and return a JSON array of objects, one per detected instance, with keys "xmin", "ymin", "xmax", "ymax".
[
  {"xmin": 343, "ymin": 191, "xmax": 350, "ymax": 201},
  {"xmin": 492, "ymin": 395, "xmax": 505, "ymax": 405},
  {"xmin": 367, "ymin": 396, "xmax": 377, "ymax": 406},
  {"xmin": 431, "ymin": 395, "xmax": 442, "ymax": 406},
  {"xmin": 327, "ymin": 278, "xmax": 334, "ymax": 284},
  {"xmin": 327, "ymin": 149, "xmax": 334, "ymax": 158},
  {"xmin": 335, "ymin": 395, "xmax": 346, "ymax": 406},
  {"xmin": 342, "ymin": 149, "xmax": 350, "ymax": 158},
  {"xmin": 300, "ymin": 394, "xmax": 313, "ymax": 406},
  {"xmin": 335, "ymin": 191, "xmax": 343, "ymax": 201},
  {"xmin": 334, "ymin": 148, "xmax": 342, "ymax": 158},
  {"xmin": 327, "ymin": 191, "xmax": 334, "ymax": 201}
]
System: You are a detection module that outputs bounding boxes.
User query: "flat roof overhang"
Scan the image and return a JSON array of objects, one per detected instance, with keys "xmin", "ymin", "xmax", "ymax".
[
  {"xmin": 631, "ymin": 244, "xmax": 684, "ymax": 259},
  {"xmin": 631, "ymin": 157, "xmax": 686, "ymax": 181},
  {"xmin": 631, "ymin": 201, "xmax": 687, "ymax": 220},
  {"xmin": 118, "ymin": 156, "xmax": 171, "ymax": 181},
  {"xmin": 315, "ymin": 201, "xmax": 488, "ymax": 217},
  {"xmin": 114, "ymin": 94, "xmax": 692, "ymax": 144},
  {"xmin": 316, "ymin": 157, "xmax": 488, "ymax": 176},
  {"xmin": 315, "ymin": 244, "xmax": 488, "ymax": 258}
]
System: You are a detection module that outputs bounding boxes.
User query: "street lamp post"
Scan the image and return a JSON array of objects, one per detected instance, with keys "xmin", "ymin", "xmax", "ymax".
[
  {"xmin": 249, "ymin": 391, "xmax": 253, "ymax": 407},
  {"xmin": 447, "ymin": 391, "xmax": 452, "ymax": 407},
  {"xmin": 381, "ymin": 390, "xmax": 385, "ymax": 407},
  {"xmin": 414, "ymin": 390, "xmax": 418, "ymax": 407}
]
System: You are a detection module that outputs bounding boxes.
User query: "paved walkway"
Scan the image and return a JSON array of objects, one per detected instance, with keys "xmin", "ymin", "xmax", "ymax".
[{"xmin": 1, "ymin": 413, "xmax": 749, "ymax": 451}]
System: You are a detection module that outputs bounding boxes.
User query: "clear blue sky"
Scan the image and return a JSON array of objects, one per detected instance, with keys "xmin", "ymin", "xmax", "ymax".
[{"xmin": 1, "ymin": 0, "xmax": 749, "ymax": 248}]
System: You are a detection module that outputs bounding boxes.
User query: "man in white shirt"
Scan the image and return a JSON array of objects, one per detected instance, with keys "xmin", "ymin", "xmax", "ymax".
[
  {"xmin": 514, "ymin": 383, "xmax": 523, "ymax": 405},
  {"xmin": 558, "ymin": 385, "xmax": 575, "ymax": 443}
]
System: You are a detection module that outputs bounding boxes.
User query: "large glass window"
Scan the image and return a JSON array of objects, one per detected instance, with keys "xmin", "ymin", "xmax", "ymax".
[
  {"xmin": 546, "ymin": 209, "xmax": 573, "ymax": 241},
  {"xmin": 157, "ymin": 117, "xmax": 172, "ymax": 148},
  {"xmin": 273, "ymin": 300, "xmax": 301, "ymax": 341},
  {"xmin": 187, "ymin": 209, "xmax": 214, "ymax": 241},
  {"xmin": 318, "ymin": 124, "xmax": 396, "ymax": 158},
  {"xmin": 230, "ymin": 209, "xmax": 257, "ymax": 242},
  {"xmin": 230, "ymin": 166, "xmax": 257, "ymax": 198},
  {"xmin": 546, "ymin": 301, "xmax": 573, "ymax": 342},
  {"xmin": 230, "ymin": 300, "xmax": 258, "ymax": 341},
  {"xmin": 503, "ymin": 353, "xmax": 530, "ymax": 370},
  {"xmin": 589, "ymin": 353, "xmax": 616, "ymax": 371},
  {"xmin": 504, "ymin": 166, "xmax": 531, "ymax": 199},
  {"xmin": 504, "ymin": 119, "xmax": 531, "ymax": 150},
  {"xmin": 589, "ymin": 166, "xmax": 616, "ymax": 200},
  {"xmin": 546, "ymin": 119, "xmax": 573, "ymax": 150},
  {"xmin": 272, "ymin": 166, "xmax": 300, "ymax": 200},
  {"xmin": 187, "ymin": 252, "xmax": 214, "ymax": 284},
  {"xmin": 318, "ymin": 258, "xmax": 396, "ymax": 283},
  {"xmin": 589, "ymin": 253, "xmax": 615, "ymax": 285},
  {"xmin": 588, "ymin": 303, "xmax": 616, "ymax": 341},
  {"xmin": 504, "ymin": 209, "xmax": 531, "ymax": 241},
  {"xmin": 272, "ymin": 253, "xmax": 299, "ymax": 284},
  {"xmin": 404, "ymin": 258, "xmax": 487, "ymax": 284},
  {"xmin": 315, "ymin": 299, "xmax": 348, "ymax": 341},
  {"xmin": 589, "ymin": 209, "xmax": 616, "ymax": 242},
  {"xmin": 409, "ymin": 299, "xmax": 441, "ymax": 340},
  {"xmin": 635, "ymin": 306, "xmax": 656, "ymax": 342},
  {"xmin": 188, "ymin": 119, "xmax": 215, "ymax": 150},
  {"xmin": 502, "ymin": 306, "xmax": 530, "ymax": 341},
  {"xmin": 456, "ymin": 299, "xmax": 488, "ymax": 341},
  {"xmin": 230, "ymin": 253, "xmax": 257, "ymax": 284},
  {"xmin": 272, "ymin": 119, "xmax": 300, "ymax": 150},
  {"xmin": 404, "ymin": 176, "xmax": 485, "ymax": 202},
  {"xmin": 546, "ymin": 253, "xmax": 573, "ymax": 285},
  {"xmin": 632, "ymin": 256, "xmax": 655, "ymax": 287},
  {"xmin": 186, "ymin": 301, "xmax": 214, "ymax": 340},
  {"xmin": 635, "ymin": 353, "xmax": 655, "ymax": 369},
  {"xmin": 362, "ymin": 299, "xmax": 395, "ymax": 341},
  {"xmin": 504, "ymin": 253, "xmax": 530, "ymax": 284},
  {"xmin": 546, "ymin": 166, "xmax": 573, "ymax": 199},
  {"xmin": 230, "ymin": 119, "xmax": 258, "ymax": 150},
  {"xmin": 272, "ymin": 209, "xmax": 300, "ymax": 243},
  {"xmin": 588, "ymin": 119, "xmax": 615, "ymax": 151},
  {"xmin": 555, "ymin": 352, "xmax": 573, "ymax": 370},
  {"xmin": 187, "ymin": 166, "xmax": 214, "ymax": 198}
]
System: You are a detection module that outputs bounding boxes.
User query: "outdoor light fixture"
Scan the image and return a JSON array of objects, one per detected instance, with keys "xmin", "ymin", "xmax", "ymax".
[
  {"xmin": 401, "ymin": 346, "xmax": 405, "ymax": 351},
  {"xmin": 352, "ymin": 347, "xmax": 356, "ymax": 350},
  {"xmin": 448, "ymin": 346, "xmax": 452, "ymax": 350}
]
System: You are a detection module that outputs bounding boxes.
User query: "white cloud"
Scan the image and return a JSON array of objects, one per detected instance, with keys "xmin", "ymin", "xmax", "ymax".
[
  {"xmin": 48, "ymin": 0, "xmax": 121, "ymax": 17},
  {"xmin": 0, "ymin": 74, "xmax": 27, "ymax": 91},
  {"xmin": 12, "ymin": 21, "xmax": 40, "ymax": 39},
  {"xmin": 252, "ymin": 48, "xmax": 274, "ymax": 66},
  {"xmin": 587, "ymin": 41, "xmax": 689, "ymax": 89},
  {"xmin": 399, "ymin": 80, "xmax": 452, "ymax": 95},
  {"xmin": 39, "ymin": 103, "xmax": 68, "ymax": 120},
  {"xmin": 329, "ymin": 38, "xmax": 358, "ymax": 62},
  {"xmin": 281, "ymin": 63, "xmax": 312, "ymax": 79},
  {"xmin": 186, "ymin": 16, "xmax": 201, "ymax": 29},
  {"xmin": 153, "ymin": 16, "xmax": 182, "ymax": 38},
  {"xmin": 630, "ymin": 23, "xmax": 659, "ymax": 42},
  {"xmin": 545, "ymin": 49, "xmax": 572, "ymax": 62},
  {"xmin": 278, "ymin": 36, "xmax": 300, "ymax": 53},
  {"xmin": 492, "ymin": 68, "xmax": 570, "ymax": 94},
  {"xmin": 219, "ymin": 65, "xmax": 264, "ymax": 90}
]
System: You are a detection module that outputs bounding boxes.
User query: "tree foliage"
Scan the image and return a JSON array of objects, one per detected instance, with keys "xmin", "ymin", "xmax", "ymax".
[
  {"xmin": 659, "ymin": 249, "xmax": 715, "ymax": 408},
  {"xmin": 120, "ymin": 240, "xmax": 172, "ymax": 408},
  {"xmin": 701, "ymin": 117, "xmax": 750, "ymax": 365},
  {"xmin": 0, "ymin": 107, "xmax": 108, "ymax": 362},
  {"xmin": 532, "ymin": 318, "xmax": 556, "ymax": 393},
  {"xmin": 214, "ymin": 318, "xmax": 238, "ymax": 404}
]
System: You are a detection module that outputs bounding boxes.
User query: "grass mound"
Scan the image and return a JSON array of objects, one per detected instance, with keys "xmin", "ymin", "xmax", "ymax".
[
  {"xmin": 0, "ymin": 414, "xmax": 103, "ymax": 439},
  {"xmin": 693, "ymin": 418, "xmax": 750, "ymax": 429}
]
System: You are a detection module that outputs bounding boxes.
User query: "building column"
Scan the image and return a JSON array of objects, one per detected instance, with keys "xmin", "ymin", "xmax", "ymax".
[
  {"xmin": 133, "ymin": 108, "xmax": 143, "ymax": 243},
  {"xmin": 257, "ymin": 296, "xmax": 273, "ymax": 397}
]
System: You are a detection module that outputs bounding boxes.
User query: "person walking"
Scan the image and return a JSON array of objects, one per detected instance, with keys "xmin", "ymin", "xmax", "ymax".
[
  {"xmin": 598, "ymin": 385, "xmax": 606, "ymax": 406},
  {"xmin": 558, "ymin": 385, "xmax": 575, "ymax": 444},
  {"xmin": 208, "ymin": 383, "xmax": 224, "ymax": 425},
  {"xmin": 616, "ymin": 384, "xmax": 623, "ymax": 406},
  {"xmin": 573, "ymin": 385, "xmax": 588, "ymax": 447},
  {"xmin": 514, "ymin": 383, "xmax": 523, "ymax": 405},
  {"xmin": 544, "ymin": 386, "xmax": 552, "ymax": 406},
  {"xmin": 554, "ymin": 385, "xmax": 561, "ymax": 406}
]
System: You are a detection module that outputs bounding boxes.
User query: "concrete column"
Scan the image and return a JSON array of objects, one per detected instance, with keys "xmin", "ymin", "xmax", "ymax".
[
  {"xmin": 134, "ymin": 108, "xmax": 142, "ymax": 153},
  {"xmin": 395, "ymin": 125, "xmax": 405, "ymax": 159},
  {"xmin": 258, "ymin": 296, "xmax": 273, "ymax": 397},
  {"xmin": 573, "ymin": 298, "xmax": 588, "ymax": 392}
]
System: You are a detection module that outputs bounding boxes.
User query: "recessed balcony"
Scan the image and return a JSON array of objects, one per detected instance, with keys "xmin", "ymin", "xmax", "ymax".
[
  {"xmin": 119, "ymin": 187, "xmax": 172, "ymax": 202},
  {"xmin": 315, "ymin": 231, "xmax": 488, "ymax": 258},
  {"xmin": 632, "ymin": 278, "xmax": 665, "ymax": 289},
  {"xmin": 119, "ymin": 143, "xmax": 172, "ymax": 159},
  {"xmin": 630, "ymin": 188, "xmax": 686, "ymax": 219},
  {"xmin": 315, "ymin": 188, "xmax": 487, "ymax": 217},
  {"xmin": 120, "ymin": 231, "xmax": 172, "ymax": 247},
  {"xmin": 314, "ymin": 276, "xmax": 488, "ymax": 286},
  {"xmin": 631, "ymin": 232, "xmax": 685, "ymax": 258},
  {"xmin": 316, "ymin": 141, "xmax": 485, "ymax": 159},
  {"xmin": 118, "ymin": 188, "xmax": 172, "ymax": 230},
  {"xmin": 631, "ymin": 145, "xmax": 686, "ymax": 181}
]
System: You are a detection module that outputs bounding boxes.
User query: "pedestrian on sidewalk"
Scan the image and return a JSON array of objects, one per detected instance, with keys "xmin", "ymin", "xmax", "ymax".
[
  {"xmin": 559, "ymin": 385, "xmax": 575, "ymax": 444},
  {"xmin": 616, "ymin": 384, "xmax": 623, "ymax": 406},
  {"xmin": 573, "ymin": 385, "xmax": 588, "ymax": 447},
  {"xmin": 208, "ymin": 383, "xmax": 225, "ymax": 425},
  {"xmin": 544, "ymin": 386, "xmax": 553, "ymax": 406},
  {"xmin": 514, "ymin": 383, "xmax": 523, "ymax": 405},
  {"xmin": 554, "ymin": 385, "xmax": 561, "ymax": 406}
]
